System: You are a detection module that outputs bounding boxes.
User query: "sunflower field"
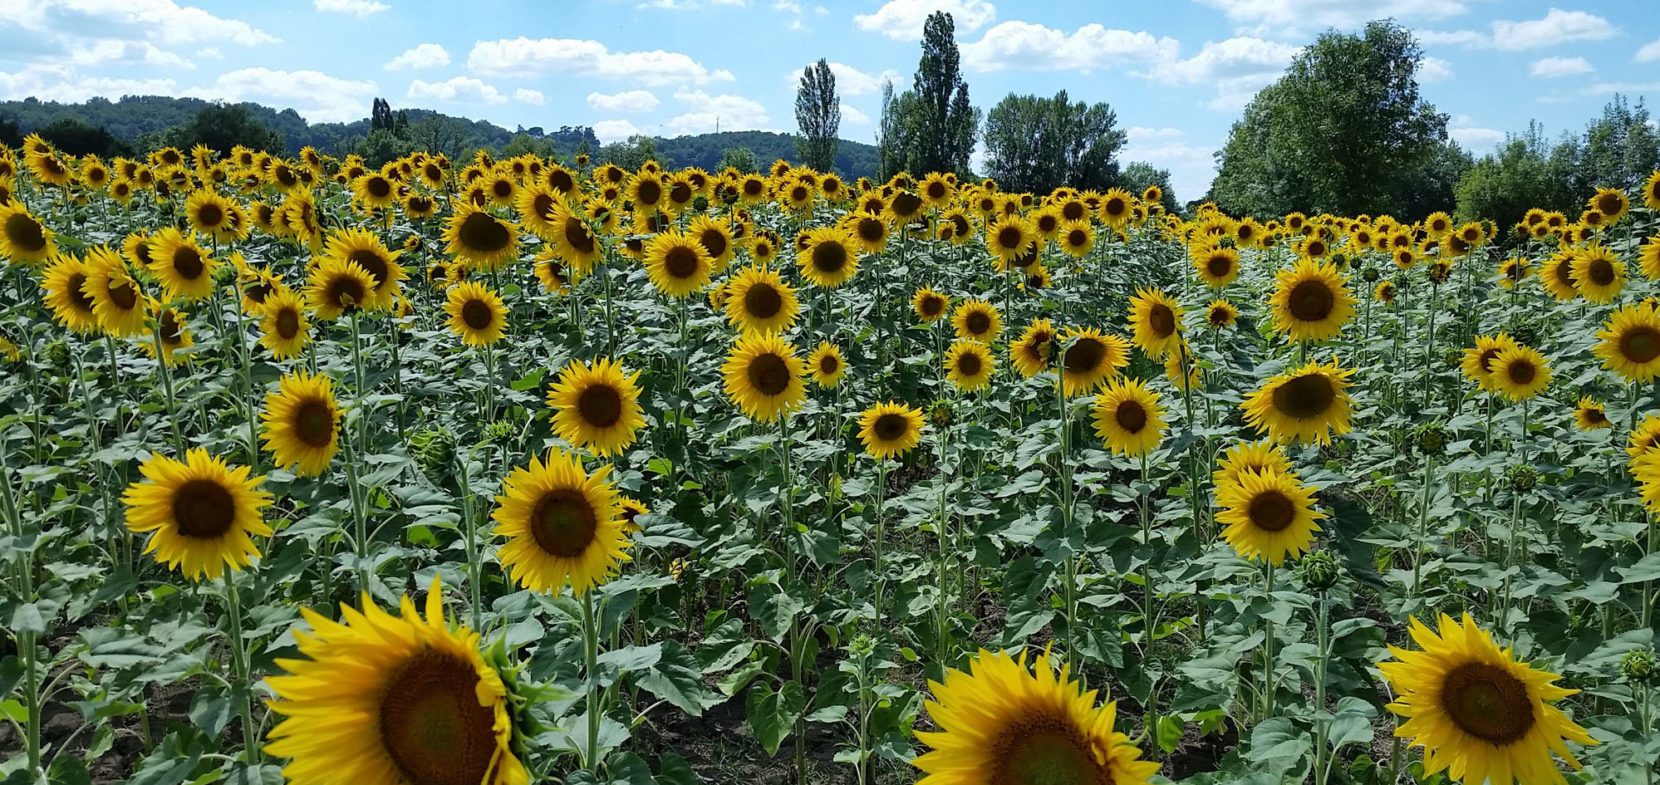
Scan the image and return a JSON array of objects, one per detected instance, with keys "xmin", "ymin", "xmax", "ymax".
[{"xmin": 1, "ymin": 134, "xmax": 1660, "ymax": 785}]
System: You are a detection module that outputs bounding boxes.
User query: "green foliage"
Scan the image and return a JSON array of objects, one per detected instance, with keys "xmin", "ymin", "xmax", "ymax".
[
  {"xmin": 166, "ymin": 104, "xmax": 285, "ymax": 157},
  {"xmin": 651, "ymin": 131, "xmax": 879, "ymax": 178},
  {"xmin": 717, "ymin": 146, "xmax": 761, "ymax": 173},
  {"xmin": 794, "ymin": 59, "xmax": 840, "ymax": 172},
  {"xmin": 982, "ymin": 90, "xmax": 1125, "ymax": 195},
  {"xmin": 1453, "ymin": 122, "xmax": 1578, "ymax": 228},
  {"xmin": 33, "ymin": 117, "xmax": 134, "ymax": 158},
  {"xmin": 1210, "ymin": 20, "xmax": 1452, "ymax": 219},
  {"xmin": 501, "ymin": 133, "xmax": 557, "ymax": 160},
  {"xmin": 1118, "ymin": 161, "xmax": 1180, "ymax": 213},
  {"xmin": 879, "ymin": 11, "xmax": 977, "ymax": 178},
  {"xmin": 596, "ymin": 135, "xmax": 660, "ymax": 171},
  {"xmin": 355, "ymin": 128, "xmax": 414, "ymax": 169},
  {"xmin": 1578, "ymin": 95, "xmax": 1660, "ymax": 193}
]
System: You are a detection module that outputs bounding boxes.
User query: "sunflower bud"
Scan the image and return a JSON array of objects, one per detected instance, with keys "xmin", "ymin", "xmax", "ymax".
[
  {"xmin": 1621, "ymin": 649, "xmax": 1656, "ymax": 684},
  {"xmin": 1298, "ymin": 551, "xmax": 1341, "ymax": 591},
  {"xmin": 930, "ymin": 399, "xmax": 954, "ymax": 427},
  {"xmin": 1416, "ymin": 424, "xmax": 1446, "ymax": 456},
  {"xmin": 409, "ymin": 426, "xmax": 455, "ymax": 475},
  {"xmin": 484, "ymin": 419, "xmax": 516, "ymax": 444},
  {"xmin": 1330, "ymin": 253, "xmax": 1349, "ymax": 269},
  {"xmin": 1507, "ymin": 463, "xmax": 1538, "ymax": 493},
  {"xmin": 1362, "ymin": 266, "xmax": 1380, "ymax": 283},
  {"xmin": 45, "ymin": 339, "xmax": 69, "ymax": 373}
]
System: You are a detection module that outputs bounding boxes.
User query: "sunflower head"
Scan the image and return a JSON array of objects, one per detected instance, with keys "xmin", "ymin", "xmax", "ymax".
[
  {"xmin": 724, "ymin": 265, "xmax": 800, "ymax": 335},
  {"xmin": 1490, "ymin": 345, "xmax": 1551, "ymax": 402},
  {"xmin": 1216, "ymin": 468, "xmax": 1323, "ymax": 565},
  {"xmin": 1011, "ymin": 319, "xmax": 1056, "ymax": 378},
  {"xmin": 443, "ymin": 204, "xmax": 520, "ymax": 271},
  {"xmin": 1241, "ymin": 360, "xmax": 1355, "ymax": 445},
  {"xmin": 1127, "ymin": 288, "xmax": 1184, "ymax": 359},
  {"xmin": 1271, "ymin": 259, "xmax": 1356, "ymax": 343},
  {"xmin": 945, "ymin": 340, "xmax": 996, "ymax": 391},
  {"xmin": 797, "ymin": 226, "xmax": 860, "ymax": 288},
  {"xmin": 952, "ymin": 299, "xmax": 1002, "ymax": 343},
  {"xmin": 1091, "ymin": 378, "xmax": 1166, "ymax": 457},
  {"xmin": 122, "ymin": 448, "xmax": 272, "ymax": 580},
  {"xmin": 807, "ymin": 341, "xmax": 845, "ymax": 388},
  {"xmin": 911, "ymin": 287, "xmax": 950, "ymax": 322},
  {"xmin": 858, "ymin": 401, "xmax": 926, "ymax": 460},
  {"xmin": 260, "ymin": 371, "xmax": 340, "ymax": 476},
  {"xmin": 493, "ymin": 450, "xmax": 632, "ymax": 596},
  {"xmin": 1058, "ymin": 327, "xmax": 1130, "ymax": 398},
  {"xmin": 546, "ymin": 357, "xmax": 645, "ymax": 458},
  {"xmin": 721, "ymin": 333, "xmax": 806, "ymax": 422},
  {"xmin": 644, "ymin": 230, "xmax": 714, "ymax": 297},
  {"xmin": 444, "ymin": 280, "xmax": 508, "ymax": 346}
]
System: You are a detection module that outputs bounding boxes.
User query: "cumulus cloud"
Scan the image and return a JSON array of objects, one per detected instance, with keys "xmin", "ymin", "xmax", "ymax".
[
  {"xmin": 821, "ymin": 62, "xmax": 900, "ymax": 96},
  {"xmin": 1195, "ymin": 0, "xmax": 1467, "ymax": 36},
  {"xmin": 960, "ymin": 21, "xmax": 1178, "ymax": 73},
  {"xmin": 185, "ymin": 67, "xmax": 375, "ymax": 123},
  {"xmin": 514, "ymin": 88, "xmax": 544, "ymax": 105},
  {"xmin": 1418, "ymin": 56, "xmax": 1453, "ymax": 83},
  {"xmin": 407, "ymin": 76, "xmax": 506, "ymax": 104},
  {"xmin": 0, "ymin": 64, "xmax": 178, "ymax": 103},
  {"xmin": 663, "ymin": 88, "xmax": 770, "ymax": 137},
  {"xmin": 384, "ymin": 43, "xmax": 449, "ymax": 70},
  {"xmin": 314, "ymin": 0, "xmax": 388, "ymax": 16},
  {"xmin": 592, "ymin": 119, "xmax": 643, "ymax": 143},
  {"xmin": 65, "ymin": 39, "xmax": 193, "ymax": 69},
  {"xmin": 1635, "ymin": 36, "xmax": 1660, "ymax": 63},
  {"xmin": 1421, "ymin": 8, "xmax": 1617, "ymax": 52},
  {"xmin": 1157, "ymin": 37, "xmax": 1303, "ymax": 110},
  {"xmin": 1120, "ymin": 126, "xmax": 1217, "ymax": 205},
  {"xmin": 840, "ymin": 103, "xmax": 870, "ymax": 125},
  {"xmin": 853, "ymin": 0, "xmax": 995, "ymax": 41},
  {"xmin": 1530, "ymin": 56, "xmax": 1593, "ymax": 78},
  {"xmin": 587, "ymin": 89, "xmax": 659, "ymax": 113},
  {"xmin": 467, "ymin": 37, "xmax": 734, "ymax": 86},
  {"xmin": 1449, "ymin": 116, "xmax": 1504, "ymax": 153},
  {"xmin": 1, "ymin": 0, "xmax": 279, "ymax": 46}
]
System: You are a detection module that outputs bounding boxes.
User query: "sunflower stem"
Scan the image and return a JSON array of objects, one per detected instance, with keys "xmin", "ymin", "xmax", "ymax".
[
  {"xmin": 872, "ymin": 458, "xmax": 888, "ymax": 627},
  {"xmin": 223, "ymin": 572, "xmax": 259, "ymax": 764},
  {"xmin": 1261, "ymin": 559, "xmax": 1276, "ymax": 723},
  {"xmin": 233, "ymin": 277, "xmax": 261, "ymax": 473},
  {"xmin": 582, "ymin": 588, "xmax": 602, "ymax": 774},
  {"xmin": 1139, "ymin": 452, "xmax": 1155, "ymax": 646},
  {"xmin": 1312, "ymin": 588, "xmax": 1331, "ymax": 785},
  {"xmin": 1410, "ymin": 456, "xmax": 1433, "ymax": 597},
  {"xmin": 152, "ymin": 306, "xmax": 186, "ymax": 456},
  {"xmin": 456, "ymin": 446, "xmax": 483, "ymax": 632},
  {"xmin": 1, "ymin": 443, "xmax": 41, "ymax": 777}
]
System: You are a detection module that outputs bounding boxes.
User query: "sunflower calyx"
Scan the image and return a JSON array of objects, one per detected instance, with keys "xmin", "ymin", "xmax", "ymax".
[
  {"xmin": 1506, "ymin": 463, "xmax": 1538, "ymax": 493},
  {"xmin": 1298, "ymin": 550, "xmax": 1341, "ymax": 591},
  {"xmin": 1415, "ymin": 424, "xmax": 1447, "ymax": 456},
  {"xmin": 1621, "ymin": 649, "xmax": 1657, "ymax": 685},
  {"xmin": 410, "ymin": 425, "xmax": 457, "ymax": 477}
]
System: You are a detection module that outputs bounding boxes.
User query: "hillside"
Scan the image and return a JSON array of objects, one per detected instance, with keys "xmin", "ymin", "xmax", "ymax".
[{"xmin": 0, "ymin": 96, "xmax": 879, "ymax": 178}]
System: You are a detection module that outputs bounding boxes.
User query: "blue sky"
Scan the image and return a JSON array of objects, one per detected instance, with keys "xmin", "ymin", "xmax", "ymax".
[{"xmin": 1, "ymin": 0, "xmax": 1657, "ymax": 199}]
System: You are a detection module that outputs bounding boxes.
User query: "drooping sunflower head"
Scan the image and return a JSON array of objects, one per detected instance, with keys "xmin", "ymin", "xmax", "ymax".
[
  {"xmin": 1206, "ymin": 299, "xmax": 1238, "ymax": 329},
  {"xmin": 724, "ymin": 265, "xmax": 800, "ymax": 335},
  {"xmin": 1216, "ymin": 468, "xmax": 1323, "ymax": 565},
  {"xmin": 1091, "ymin": 377, "xmax": 1166, "ymax": 458},
  {"xmin": 1127, "ymin": 287, "xmax": 1185, "ymax": 359},
  {"xmin": 911, "ymin": 287, "xmax": 950, "ymax": 322},
  {"xmin": 797, "ymin": 226, "xmax": 860, "ymax": 289},
  {"xmin": 913, "ymin": 647, "xmax": 1160, "ymax": 785},
  {"xmin": 493, "ymin": 449, "xmax": 632, "ymax": 596},
  {"xmin": 1378, "ymin": 613, "xmax": 1597, "ymax": 785},
  {"xmin": 1490, "ymin": 345, "xmax": 1551, "ymax": 402},
  {"xmin": 546, "ymin": 357, "xmax": 645, "ymax": 458},
  {"xmin": 1241, "ymin": 360, "xmax": 1355, "ymax": 445},
  {"xmin": 1058, "ymin": 327, "xmax": 1130, "ymax": 398},
  {"xmin": 1574, "ymin": 396, "xmax": 1612, "ymax": 431},
  {"xmin": 266, "ymin": 576, "xmax": 531, "ymax": 785},
  {"xmin": 952, "ymin": 299, "xmax": 1003, "ymax": 343},
  {"xmin": 807, "ymin": 341, "xmax": 845, "ymax": 388},
  {"xmin": 858, "ymin": 401, "xmax": 926, "ymax": 460},
  {"xmin": 260, "ymin": 370, "xmax": 340, "ymax": 476},
  {"xmin": 443, "ymin": 280, "xmax": 508, "ymax": 347},
  {"xmin": 122, "ymin": 448, "xmax": 272, "ymax": 580},
  {"xmin": 1011, "ymin": 319, "xmax": 1056, "ymax": 378},
  {"xmin": 721, "ymin": 333, "xmax": 806, "ymax": 422},
  {"xmin": 945, "ymin": 340, "xmax": 996, "ymax": 392},
  {"xmin": 1270, "ymin": 259, "xmax": 1356, "ymax": 343},
  {"xmin": 644, "ymin": 230, "xmax": 714, "ymax": 297},
  {"xmin": 443, "ymin": 203, "xmax": 520, "ymax": 271},
  {"xmin": 1594, "ymin": 304, "xmax": 1660, "ymax": 383}
]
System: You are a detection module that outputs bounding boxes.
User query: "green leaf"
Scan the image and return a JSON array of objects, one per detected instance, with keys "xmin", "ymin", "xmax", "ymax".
[
  {"xmin": 1156, "ymin": 714, "xmax": 1185, "ymax": 754},
  {"xmin": 637, "ymin": 641, "xmax": 723, "ymax": 717},
  {"xmin": 745, "ymin": 680, "xmax": 806, "ymax": 756}
]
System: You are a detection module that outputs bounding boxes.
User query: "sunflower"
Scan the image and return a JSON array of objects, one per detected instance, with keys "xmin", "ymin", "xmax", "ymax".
[
  {"xmin": 443, "ymin": 204, "xmax": 520, "ymax": 271},
  {"xmin": 1592, "ymin": 304, "xmax": 1660, "ymax": 382},
  {"xmin": 1241, "ymin": 360, "xmax": 1355, "ymax": 445},
  {"xmin": 1057, "ymin": 221, "xmax": 1095, "ymax": 258},
  {"xmin": 1206, "ymin": 300, "xmax": 1238, "ymax": 329},
  {"xmin": 1091, "ymin": 378, "xmax": 1166, "ymax": 458},
  {"xmin": 259, "ymin": 289, "xmax": 311, "ymax": 360},
  {"xmin": 797, "ymin": 226, "xmax": 860, "ymax": 288},
  {"xmin": 546, "ymin": 199, "xmax": 604, "ymax": 276},
  {"xmin": 492, "ymin": 449, "xmax": 631, "ymax": 595},
  {"xmin": 1645, "ymin": 170, "xmax": 1660, "ymax": 211},
  {"xmin": 687, "ymin": 215, "xmax": 737, "ymax": 270},
  {"xmin": 844, "ymin": 211, "xmax": 890, "ymax": 255},
  {"xmin": 986, "ymin": 215, "xmax": 1035, "ymax": 270},
  {"xmin": 1193, "ymin": 244, "xmax": 1240, "ymax": 288},
  {"xmin": 639, "ymin": 230, "xmax": 710, "ymax": 297},
  {"xmin": 938, "ymin": 299, "xmax": 1000, "ymax": 344},
  {"xmin": 1461, "ymin": 333, "xmax": 1520, "ymax": 393},
  {"xmin": 265, "ymin": 576, "xmax": 530, "ymax": 785},
  {"xmin": 121, "ymin": 448, "xmax": 271, "ymax": 580},
  {"xmin": 913, "ymin": 647, "xmax": 1159, "ymax": 785},
  {"xmin": 1539, "ymin": 251, "xmax": 1579, "ymax": 301},
  {"xmin": 546, "ymin": 357, "xmax": 645, "ymax": 458},
  {"xmin": 147, "ymin": 228, "xmax": 219, "ymax": 301},
  {"xmin": 141, "ymin": 303, "xmax": 194, "ymax": 366},
  {"xmin": 260, "ymin": 371, "xmax": 340, "ymax": 476},
  {"xmin": 807, "ymin": 341, "xmax": 845, "ymax": 388},
  {"xmin": 911, "ymin": 287, "xmax": 950, "ymax": 322},
  {"xmin": 320, "ymin": 227, "xmax": 406, "ymax": 310},
  {"xmin": 1640, "ymin": 236, "xmax": 1660, "ymax": 281},
  {"xmin": 42, "ymin": 253, "xmax": 101, "ymax": 333},
  {"xmin": 1059, "ymin": 327, "xmax": 1130, "ymax": 398},
  {"xmin": 1589, "ymin": 187, "xmax": 1629, "ymax": 224},
  {"xmin": 1269, "ymin": 259, "xmax": 1355, "ymax": 343},
  {"xmin": 627, "ymin": 173, "xmax": 666, "ymax": 217},
  {"xmin": 444, "ymin": 280, "xmax": 507, "ymax": 347},
  {"xmin": 1568, "ymin": 243, "xmax": 1624, "ymax": 303},
  {"xmin": 946, "ymin": 340, "xmax": 996, "ymax": 391},
  {"xmin": 1098, "ymin": 188, "xmax": 1134, "ymax": 227},
  {"xmin": 1011, "ymin": 319, "xmax": 1056, "ymax": 378},
  {"xmin": 858, "ymin": 401, "xmax": 926, "ymax": 460},
  {"xmin": 1378, "ymin": 613, "xmax": 1597, "ymax": 785},
  {"xmin": 1490, "ymin": 345, "xmax": 1551, "ymax": 402},
  {"xmin": 722, "ymin": 333, "xmax": 806, "ymax": 422},
  {"xmin": 724, "ymin": 266, "xmax": 800, "ymax": 335},
  {"xmin": 82, "ymin": 247, "xmax": 147, "ymax": 337},
  {"xmin": 1215, "ymin": 469, "xmax": 1322, "ymax": 565},
  {"xmin": 1126, "ymin": 288, "xmax": 1184, "ymax": 359},
  {"xmin": 1213, "ymin": 440, "xmax": 1296, "ymax": 488},
  {"xmin": 1574, "ymin": 396, "xmax": 1612, "ymax": 431},
  {"xmin": 306, "ymin": 258, "xmax": 376, "ymax": 320},
  {"xmin": 1498, "ymin": 257, "xmax": 1529, "ymax": 288}
]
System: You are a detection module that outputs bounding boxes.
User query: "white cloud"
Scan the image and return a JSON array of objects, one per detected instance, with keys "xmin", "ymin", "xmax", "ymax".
[
  {"xmin": 1418, "ymin": 56, "xmax": 1452, "ymax": 83},
  {"xmin": 840, "ymin": 103, "xmax": 870, "ymax": 125},
  {"xmin": 64, "ymin": 39, "xmax": 193, "ymax": 69},
  {"xmin": 384, "ymin": 43, "xmax": 449, "ymax": 70},
  {"xmin": 185, "ymin": 67, "xmax": 374, "ymax": 123},
  {"xmin": 1449, "ymin": 116, "xmax": 1503, "ymax": 153},
  {"xmin": 1196, "ymin": 0, "xmax": 1467, "ymax": 36},
  {"xmin": 514, "ymin": 88, "xmax": 545, "ymax": 105},
  {"xmin": 853, "ymin": 0, "xmax": 996, "ymax": 41},
  {"xmin": 0, "ymin": 64, "xmax": 178, "ymax": 104},
  {"xmin": 1120, "ymin": 126, "xmax": 1216, "ymax": 205},
  {"xmin": 467, "ymin": 37, "xmax": 734, "ymax": 86},
  {"xmin": 1530, "ymin": 56, "xmax": 1593, "ymax": 78},
  {"xmin": 822, "ymin": 62, "xmax": 900, "ymax": 96},
  {"xmin": 961, "ymin": 21, "xmax": 1179, "ymax": 73},
  {"xmin": 663, "ymin": 88, "xmax": 770, "ymax": 136},
  {"xmin": 586, "ymin": 89, "xmax": 659, "ymax": 113},
  {"xmin": 1158, "ymin": 37, "xmax": 1302, "ymax": 110},
  {"xmin": 1635, "ymin": 36, "xmax": 1660, "ymax": 63},
  {"xmin": 2, "ymin": 0, "xmax": 279, "ymax": 46},
  {"xmin": 592, "ymin": 119, "xmax": 643, "ymax": 143},
  {"xmin": 407, "ymin": 76, "xmax": 507, "ymax": 104},
  {"xmin": 313, "ymin": 0, "xmax": 388, "ymax": 16},
  {"xmin": 1422, "ymin": 8, "xmax": 1617, "ymax": 52}
]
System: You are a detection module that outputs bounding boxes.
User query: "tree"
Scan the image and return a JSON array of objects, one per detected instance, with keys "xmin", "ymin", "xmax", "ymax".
[
  {"xmin": 35, "ymin": 117, "xmax": 133, "ymax": 158},
  {"xmin": 910, "ymin": 11, "xmax": 976, "ymax": 175},
  {"xmin": 1210, "ymin": 20, "xmax": 1450, "ymax": 219},
  {"xmin": 168, "ymin": 104, "xmax": 284, "ymax": 156},
  {"xmin": 0, "ymin": 115, "xmax": 21, "ymax": 149},
  {"xmin": 1118, "ymin": 162, "xmax": 1179, "ymax": 213},
  {"xmin": 982, "ymin": 90, "xmax": 1125, "ymax": 194},
  {"xmin": 501, "ymin": 133, "xmax": 556, "ymax": 159},
  {"xmin": 595, "ymin": 135, "xmax": 659, "ymax": 170},
  {"xmin": 1454, "ymin": 122, "xmax": 1579, "ymax": 228},
  {"xmin": 718, "ymin": 147, "xmax": 760, "ymax": 173},
  {"xmin": 794, "ymin": 59, "xmax": 841, "ymax": 172},
  {"xmin": 405, "ymin": 115, "xmax": 473, "ymax": 161},
  {"xmin": 1576, "ymin": 95, "xmax": 1659, "ymax": 193},
  {"xmin": 356, "ymin": 128, "xmax": 413, "ymax": 169},
  {"xmin": 370, "ymin": 98, "xmax": 396, "ymax": 134},
  {"xmin": 876, "ymin": 79, "xmax": 915, "ymax": 180}
]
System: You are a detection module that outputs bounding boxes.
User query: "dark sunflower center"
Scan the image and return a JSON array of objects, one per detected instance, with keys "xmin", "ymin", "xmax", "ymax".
[
  {"xmin": 460, "ymin": 300, "xmax": 494, "ymax": 330},
  {"xmin": 173, "ymin": 247, "xmax": 204, "ymax": 280},
  {"xmin": 293, "ymin": 399, "xmax": 335, "ymax": 447},
  {"xmin": 873, "ymin": 413, "xmax": 909, "ymax": 442},
  {"xmin": 276, "ymin": 308, "xmax": 300, "ymax": 339},
  {"xmin": 956, "ymin": 351, "xmax": 983, "ymax": 377},
  {"xmin": 425, "ymin": 164, "xmax": 442, "ymax": 182},
  {"xmin": 857, "ymin": 218, "xmax": 884, "ymax": 242},
  {"xmin": 1064, "ymin": 338, "xmax": 1105, "ymax": 375},
  {"xmin": 819, "ymin": 355, "xmax": 839, "ymax": 374},
  {"xmin": 491, "ymin": 180, "xmax": 512, "ymax": 199},
  {"xmin": 1307, "ymin": 240, "xmax": 1327, "ymax": 257},
  {"xmin": 530, "ymin": 489, "xmax": 600, "ymax": 558},
  {"xmin": 951, "ymin": 214, "xmax": 971, "ymax": 236},
  {"xmin": 549, "ymin": 170, "xmax": 574, "ymax": 193},
  {"xmin": 966, "ymin": 311, "xmax": 991, "ymax": 335},
  {"xmin": 927, "ymin": 182, "xmax": 946, "ymax": 198},
  {"xmin": 744, "ymin": 283, "xmax": 783, "ymax": 320},
  {"xmin": 998, "ymin": 226, "xmax": 1023, "ymax": 250},
  {"xmin": 747, "ymin": 353, "xmax": 791, "ymax": 396},
  {"xmin": 989, "ymin": 715, "xmax": 1110, "ymax": 785},
  {"xmin": 171, "ymin": 478, "xmax": 236, "ymax": 539},
  {"xmin": 1209, "ymin": 308, "xmax": 1231, "ymax": 326},
  {"xmin": 1037, "ymin": 215, "xmax": 1057, "ymax": 233},
  {"xmin": 811, "ymin": 242, "xmax": 847, "ymax": 274},
  {"xmin": 1062, "ymin": 202, "xmax": 1085, "ymax": 221},
  {"xmin": 378, "ymin": 649, "xmax": 497, "ymax": 785},
  {"xmin": 329, "ymin": 276, "xmax": 366, "ymax": 310},
  {"xmin": 1207, "ymin": 255, "xmax": 1233, "ymax": 278},
  {"xmin": 1067, "ymin": 229, "xmax": 1088, "ymax": 247},
  {"xmin": 891, "ymin": 192, "xmax": 922, "ymax": 217},
  {"xmin": 670, "ymin": 183, "xmax": 692, "ymax": 203},
  {"xmin": 664, "ymin": 246, "xmax": 700, "ymax": 279},
  {"xmin": 744, "ymin": 179, "xmax": 764, "ymax": 196},
  {"xmin": 1622, "ymin": 327, "xmax": 1660, "ymax": 364},
  {"xmin": 578, "ymin": 384, "xmax": 624, "ymax": 428},
  {"xmin": 1027, "ymin": 331, "xmax": 1053, "ymax": 360},
  {"xmin": 66, "ymin": 273, "xmax": 94, "ymax": 313},
  {"xmin": 1271, "ymin": 373, "xmax": 1336, "ymax": 420},
  {"xmin": 1587, "ymin": 258, "xmax": 1615, "ymax": 287},
  {"xmin": 699, "ymin": 229, "xmax": 727, "ymax": 260},
  {"xmin": 1248, "ymin": 489, "xmax": 1296, "ymax": 532},
  {"xmin": 1440, "ymin": 662, "xmax": 1536, "ymax": 746},
  {"xmin": 458, "ymin": 212, "xmax": 511, "ymax": 253},
  {"xmin": 1105, "ymin": 197, "xmax": 1126, "ymax": 216},
  {"xmin": 565, "ymin": 219, "xmax": 596, "ymax": 254},
  {"xmin": 197, "ymin": 203, "xmax": 224, "ymax": 228},
  {"xmin": 1148, "ymin": 304, "xmax": 1176, "ymax": 338},
  {"xmin": 110, "ymin": 280, "xmax": 138, "ymax": 310},
  {"xmin": 366, "ymin": 177, "xmax": 391, "ymax": 198},
  {"xmin": 349, "ymin": 250, "xmax": 390, "ymax": 287},
  {"xmin": 1553, "ymin": 260, "xmax": 1576, "ymax": 286},
  {"xmin": 1115, "ymin": 400, "xmax": 1148, "ymax": 433},
  {"xmin": 245, "ymin": 279, "xmax": 271, "ymax": 304},
  {"xmin": 921, "ymin": 296, "xmax": 944, "ymax": 316},
  {"xmin": 1506, "ymin": 359, "xmax": 1536, "ymax": 385},
  {"xmin": 1585, "ymin": 407, "xmax": 1609, "ymax": 424},
  {"xmin": 1596, "ymin": 192, "xmax": 1621, "ymax": 215},
  {"xmin": 1288, "ymin": 280, "xmax": 1335, "ymax": 322}
]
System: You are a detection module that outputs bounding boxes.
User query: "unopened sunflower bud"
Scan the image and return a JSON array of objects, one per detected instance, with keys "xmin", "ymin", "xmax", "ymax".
[
  {"xmin": 1362, "ymin": 267, "xmax": 1381, "ymax": 283},
  {"xmin": 484, "ymin": 419, "xmax": 516, "ymax": 444},
  {"xmin": 1417, "ymin": 424, "xmax": 1447, "ymax": 456},
  {"xmin": 930, "ymin": 399, "xmax": 954, "ymax": 427},
  {"xmin": 409, "ymin": 426, "xmax": 455, "ymax": 475},
  {"xmin": 1622, "ymin": 649, "xmax": 1656, "ymax": 685},
  {"xmin": 1298, "ymin": 551, "xmax": 1340, "ymax": 591},
  {"xmin": 1507, "ymin": 463, "xmax": 1538, "ymax": 493},
  {"xmin": 46, "ymin": 340, "xmax": 69, "ymax": 372}
]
